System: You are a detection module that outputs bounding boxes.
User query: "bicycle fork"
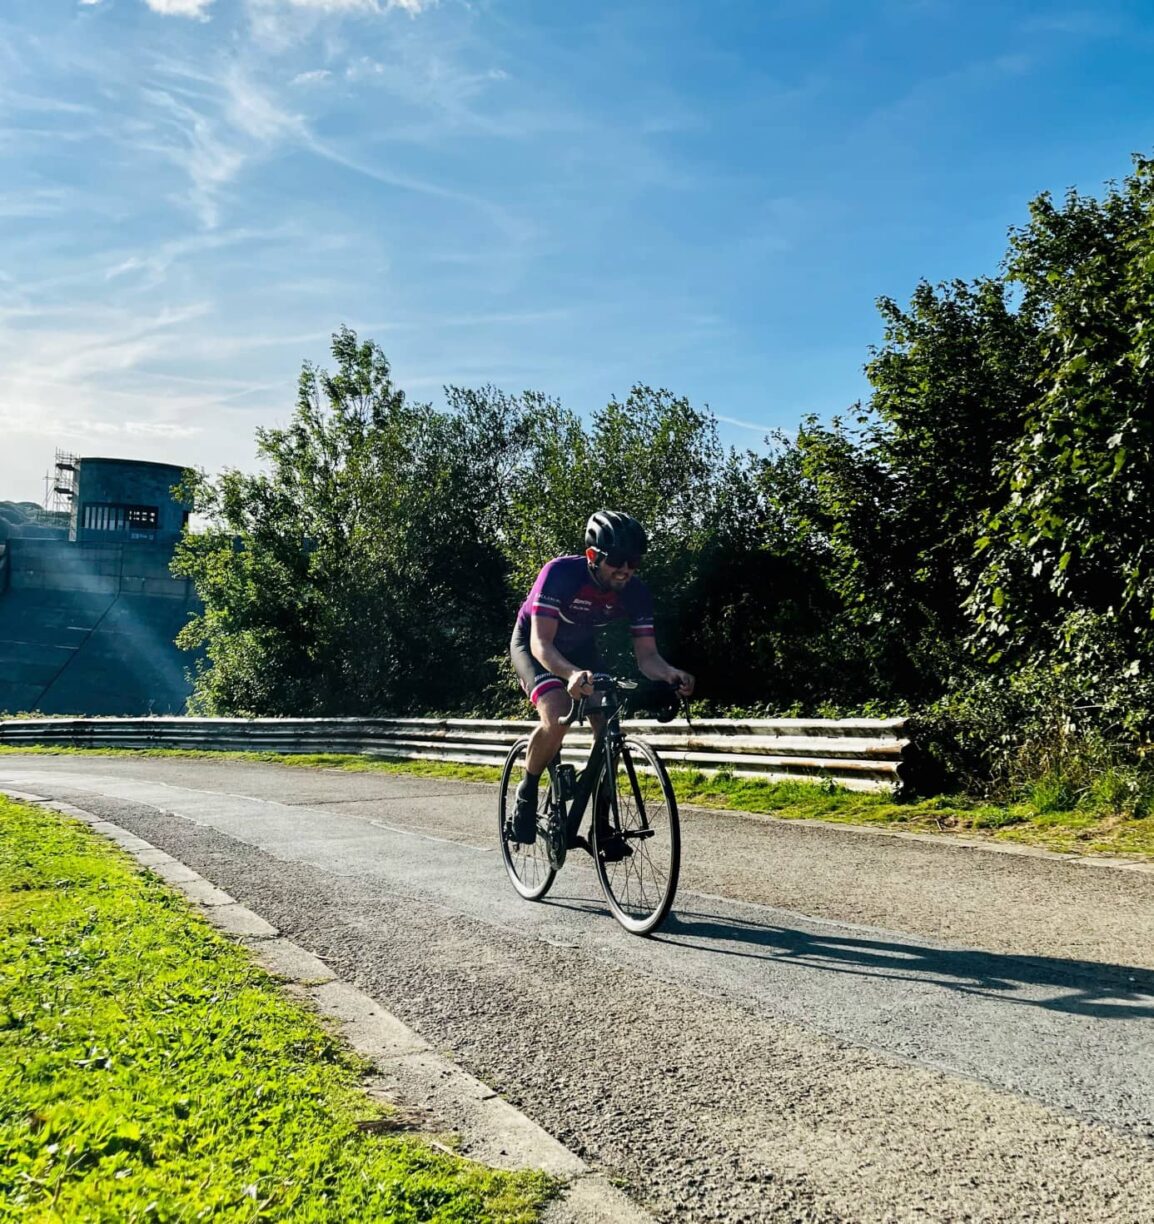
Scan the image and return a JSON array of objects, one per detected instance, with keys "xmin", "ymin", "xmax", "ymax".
[{"xmin": 613, "ymin": 745, "xmax": 657, "ymax": 845}]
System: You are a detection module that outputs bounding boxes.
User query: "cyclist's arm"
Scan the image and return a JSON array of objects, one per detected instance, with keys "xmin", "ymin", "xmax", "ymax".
[
  {"xmin": 632, "ymin": 635, "xmax": 695, "ymax": 696},
  {"xmin": 530, "ymin": 615, "xmax": 595, "ymax": 697}
]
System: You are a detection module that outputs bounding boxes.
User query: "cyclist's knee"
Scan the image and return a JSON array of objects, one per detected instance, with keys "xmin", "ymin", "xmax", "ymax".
[{"xmin": 535, "ymin": 689, "xmax": 572, "ymax": 734}]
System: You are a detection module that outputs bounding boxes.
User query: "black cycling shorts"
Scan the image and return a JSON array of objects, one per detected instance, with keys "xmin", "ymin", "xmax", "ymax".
[{"xmin": 510, "ymin": 622, "xmax": 601, "ymax": 706}]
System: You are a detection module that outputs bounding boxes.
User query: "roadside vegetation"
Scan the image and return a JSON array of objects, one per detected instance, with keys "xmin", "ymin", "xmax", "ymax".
[
  {"xmin": 668, "ymin": 771, "xmax": 1154, "ymax": 858},
  {"xmin": 0, "ymin": 794, "xmax": 554, "ymax": 1222},
  {"xmin": 3, "ymin": 745, "xmax": 1150, "ymax": 859},
  {"xmin": 153, "ymin": 153, "xmax": 1154, "ymax": 813},
  {"xmin": 10, "ymin": 156, "xmax": 1154, "ymax": 827}
]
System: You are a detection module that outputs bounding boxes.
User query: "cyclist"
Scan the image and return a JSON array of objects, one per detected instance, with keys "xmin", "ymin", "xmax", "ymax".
[{"xmin": 509, "ymin": 510, "xmax": 695, "ymax": 855}]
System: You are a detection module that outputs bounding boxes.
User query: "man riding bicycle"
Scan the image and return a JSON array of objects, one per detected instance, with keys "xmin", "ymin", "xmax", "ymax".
[{"xmin": 509, "ymin": 510, "xmax": 695, "ymax": 855}]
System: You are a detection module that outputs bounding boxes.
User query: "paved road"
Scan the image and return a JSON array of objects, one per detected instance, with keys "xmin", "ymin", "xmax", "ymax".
[{"xmin": 4, "ymin": 754, "xmax": 1154, "ymax": 1222}]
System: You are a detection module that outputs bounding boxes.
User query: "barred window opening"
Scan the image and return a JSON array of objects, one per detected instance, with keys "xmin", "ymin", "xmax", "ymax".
[{"xmin": 81, "ymin": 503, "xmax": 160, "ymax": 534}]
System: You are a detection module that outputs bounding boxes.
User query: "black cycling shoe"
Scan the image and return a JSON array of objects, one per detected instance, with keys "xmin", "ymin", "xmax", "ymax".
[
  {"xmin": 594, "ymin": 812, "xmax": 633, "ymax": 861},
  {"xmin": 597, "ymin": 834, "xmax": 633, "ymax": 863},
  {"xmin": 513, "ymin": 779, "xmax": 538, "ymax": 844}
]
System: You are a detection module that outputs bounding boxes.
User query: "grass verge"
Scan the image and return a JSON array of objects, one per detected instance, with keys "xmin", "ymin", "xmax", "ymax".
[
  {"xmin": 2, "ymin": 743, "xmax": 1152, "ymax": 859},
  {"xmin": 667, "ymin": 772, "xmax": 1154, "ymax": 858},
  {"xmin": 0, "ymin": 794, "xmax": 554, "ymax": 1221}
]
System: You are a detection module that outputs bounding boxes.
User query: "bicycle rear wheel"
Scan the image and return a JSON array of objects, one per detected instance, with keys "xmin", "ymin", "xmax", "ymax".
[
  {"xmin": 592, "ymin": 737, "xmax": 680, "ymax": 935},
  {"xmin": 498, "ymin": 737, "xmax": 557, "ymax": 901}
]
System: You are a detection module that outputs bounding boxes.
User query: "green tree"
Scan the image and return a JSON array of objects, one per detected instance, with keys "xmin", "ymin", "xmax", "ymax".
[
  {"xmin": 972, "ymin": 157, "xmax": 1154, "ymax": 697},
  {"xmin": 500, "ymin": 385, "xmax": 759, "ymax": 689},
  {"xmin": 865, "ymin": 278, "xmax": 1042, "ymax": 646},
  {"xmin": 695, "ymin": 436, "xmax": 870, "ymax": 712},
  {"xmin": 174, "ymin": 328, "xmax": 516, "ymax": 716}
]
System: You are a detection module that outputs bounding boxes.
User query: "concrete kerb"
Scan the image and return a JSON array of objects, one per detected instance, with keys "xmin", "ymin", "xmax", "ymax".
[{"xmin": 0, "ymin": 786, "xmax": 654, "ymax": 1224}]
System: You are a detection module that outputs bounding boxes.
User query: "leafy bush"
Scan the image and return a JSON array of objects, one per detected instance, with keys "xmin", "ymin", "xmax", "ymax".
[
  {"xmin": 911, "ymin": 616, "xmax": 1154, "ymax": 807},
  {"xmin": 1086, "ymin": 766, "xmax": 1154, "ymax": 820}
]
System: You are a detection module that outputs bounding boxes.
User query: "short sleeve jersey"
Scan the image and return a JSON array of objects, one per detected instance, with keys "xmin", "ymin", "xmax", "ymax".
[{"xmin": 515, "ymin": 556, "xmax": 654, "ymax": 654}]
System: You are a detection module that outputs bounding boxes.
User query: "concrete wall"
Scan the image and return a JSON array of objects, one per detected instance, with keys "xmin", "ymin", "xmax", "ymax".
[
  {"xmin": 70, "ymin": 457, "xmax": 190, "ymax": 544},
  {"xmin": 0, "ymin": 538, "xmax": 200, "ymax": 715},
  {"xmin": 8, "ymin": 538, "xmax": 196, "ymax": 599}
]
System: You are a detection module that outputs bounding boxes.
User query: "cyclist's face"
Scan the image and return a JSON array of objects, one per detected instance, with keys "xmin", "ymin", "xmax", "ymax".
[{"xmin": 589, "ymin": 550, "xmax": 638, "ymax": 590}]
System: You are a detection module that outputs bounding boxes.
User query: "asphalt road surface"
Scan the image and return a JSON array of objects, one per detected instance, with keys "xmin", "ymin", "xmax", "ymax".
[{"xmin": 4, "ymin": 754, "xmax": 1154, "ymax": 1223}]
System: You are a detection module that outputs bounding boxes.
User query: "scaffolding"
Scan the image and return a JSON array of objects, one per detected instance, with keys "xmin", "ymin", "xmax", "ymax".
[{"xmin": 36, "ymin": 449, "xmax": 77, "ymax": 529}]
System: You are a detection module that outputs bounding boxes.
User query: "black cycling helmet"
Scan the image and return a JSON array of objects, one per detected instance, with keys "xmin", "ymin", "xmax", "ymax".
[{"xmin": 585, "ymin": 510, "xmax": 648, "ymax": 561}]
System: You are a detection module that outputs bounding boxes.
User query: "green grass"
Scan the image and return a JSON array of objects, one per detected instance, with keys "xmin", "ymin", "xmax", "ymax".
[
  {"xmin": 668, "ymin": 771, "xmax": 1154, "ymax": 857},
  {"xmin": 2, "ymin": 743, "xmax": 1152, "ymax": 859},
  {"xmin": 0, "ymin": 795, "xmax": 554, "ymax": 1222},
  {"xmin": 0, "ymin": 744, "xmax": 507, "ymax": 785}
]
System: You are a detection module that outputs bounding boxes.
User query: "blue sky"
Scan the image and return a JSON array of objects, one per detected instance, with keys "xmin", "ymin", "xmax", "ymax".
[{"xmin": 2, "ymin": 0, "xmax": 1153, "ymax": 506}]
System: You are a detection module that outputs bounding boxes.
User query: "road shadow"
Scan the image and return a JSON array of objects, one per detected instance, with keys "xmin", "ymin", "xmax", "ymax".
[{"xmin": 651, "ymin": 908, "xmax": 1154, "ymax": 1021}]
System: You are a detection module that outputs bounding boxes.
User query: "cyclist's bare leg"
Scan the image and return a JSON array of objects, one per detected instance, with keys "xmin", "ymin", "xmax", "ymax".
[
  {"xmin": 525, "ymin": 688, "xmax": 572, "ymax": 777},
  {"xmin": 525, "ymin": 690, "xmax": 605, "ymax": 776}
]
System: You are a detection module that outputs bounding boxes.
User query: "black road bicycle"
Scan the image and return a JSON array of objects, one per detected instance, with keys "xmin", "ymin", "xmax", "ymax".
[{"xmin": 498, "ymin": 675, "xmax": 682, "ymax": 936}]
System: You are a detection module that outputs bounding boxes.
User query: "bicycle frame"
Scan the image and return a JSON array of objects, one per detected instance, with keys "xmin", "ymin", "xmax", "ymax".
[
  {"xmin": 500, "ymin": 672, "xmax": 684, "ymax": 933},
  {"xmin": 555, "ymin": 677, "xmax": 636, "ymax": 847}
]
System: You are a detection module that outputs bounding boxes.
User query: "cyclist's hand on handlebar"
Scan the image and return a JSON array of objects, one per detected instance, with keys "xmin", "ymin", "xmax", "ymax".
[
  {"xmin": 567, "ymin": 670, "xmax": 595, "ymax": 699},
  {"xmin": 668, "ymin": 670, "xmax": 695, "ymax": 698}
]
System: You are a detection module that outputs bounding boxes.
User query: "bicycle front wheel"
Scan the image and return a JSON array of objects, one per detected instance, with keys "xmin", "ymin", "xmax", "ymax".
[
  {"xmin": 592, "ymin": 737, "xmax": 680, "ymax": 935},
  {"xmin": 498, "ymin": 737, "xmax": 557, "ymax": 901}
]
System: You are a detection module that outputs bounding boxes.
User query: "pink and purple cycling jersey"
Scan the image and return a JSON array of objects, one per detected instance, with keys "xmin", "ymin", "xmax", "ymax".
[{"xmin": 515, "ymin": 556, "xmax": 655, "ymax": 652}]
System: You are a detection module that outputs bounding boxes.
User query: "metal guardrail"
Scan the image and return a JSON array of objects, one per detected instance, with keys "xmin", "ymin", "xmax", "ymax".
[{"xmin": 0, "ymin": 715, "xmax": 909, "ymax": 792}]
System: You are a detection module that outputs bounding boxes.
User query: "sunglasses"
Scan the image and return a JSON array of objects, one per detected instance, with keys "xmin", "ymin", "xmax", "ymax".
[{"xmin": 601, "ymin": 552, "xmax": 642, "ymax": 570}]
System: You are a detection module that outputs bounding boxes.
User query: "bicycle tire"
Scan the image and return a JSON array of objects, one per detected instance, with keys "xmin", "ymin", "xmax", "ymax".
[
  {"xmin": 498, "ymin": 737, "xmax": 558, "ymax": 901},
  {"xmin": 592, "ymin": 737, "xmax": 680, "ymax": 935}
]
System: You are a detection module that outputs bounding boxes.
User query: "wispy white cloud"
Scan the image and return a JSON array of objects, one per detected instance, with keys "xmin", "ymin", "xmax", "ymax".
[
  {"xmin": 138, "ymin": 86, "xmax": 245, "ymax": 227},
  {"xmin": 222, "ymin": 67, "xmax": 304, "ymax": 140},
  {"xmin": 143, "ymin": 0, "xmax": 216, "ymax": 18},
  {"xmin": 0, "ymin": 300, "xmax": 284, "ymax": 475},
  {"xmin": 0, "ymin": 188, "xmax": 71, "ymax": 219},
  {"xmin": 301, "ymin": 130, "xmax": 533, "ymax": 244},
  {"xmin": 0, "ymin": 88, "xmax": 99, "ymax": 117},
  {"xmin": 61, "ymin": 418, "xmax": 204, "ymax": 440},
  {"xmin": 291, "ymin": 68, "xmax": 333, "ymax": 85},
  {"xmin": 103, "ymin": 225, "xmax": 299, "ymax": 287},
  {"xmin": 135, "ymin": 45, "xmax": 517, "ymax": 239},
  {"xmin": 0, "ymin": 0, "xmax": 703, "ymax": 501},
  {"xmin": 244, "ymin": 0, "xmax": 433, "ymax": 51},
  {"xmin": 1020, "ymin": 11, "xmax": 1125, "ymax": 38},
  {"xmin": 135, "ymin": 66, "xmax": 304, "ymax": 228},
  {"xmin": 281, "ymin": 0, "xmax": 432, "ymax": 11},
  {"xmin": 851, "ymin": 50, "xmax": 1035, "ymax": 148},
  {"xmin": 715, "ymin": 414, "xmax": 771, "ymax": 436}
]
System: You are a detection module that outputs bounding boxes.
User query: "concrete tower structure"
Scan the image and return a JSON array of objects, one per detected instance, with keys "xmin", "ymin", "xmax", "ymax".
[
  {"xmin": 0, "ymin": 454, "xmax": 200, "ymax": 715},
  {"xmin": 69, "ymin": 458, "xmax": 190, "ymax": 544}
]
